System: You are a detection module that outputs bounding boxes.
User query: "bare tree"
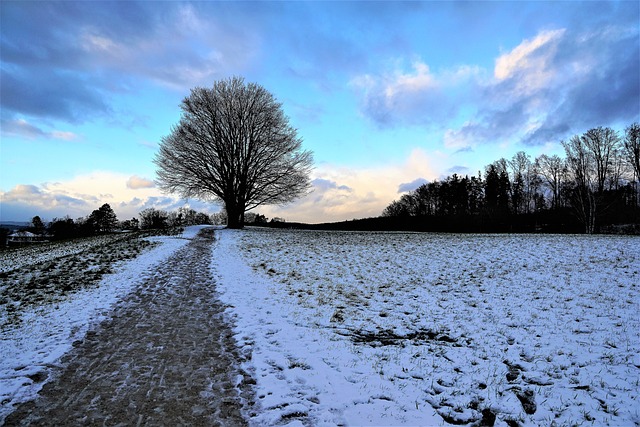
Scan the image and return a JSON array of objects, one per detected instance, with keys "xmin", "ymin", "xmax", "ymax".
[
  {"xmin": 535, "ymin": 154, "xmax": 566, "ymax": 210},
  {"xmin": 563, "ymin": 135, "xmax": 597, "ymax": 233},
  {"xmin": 509, "ymin": 151, "xmax": 536, "ymax": 214},
  {"xmin": 581, "ymin": 127, "xmax": 622, "ymax": 194},
  {"xmin": 563, "ymin": 127, "xmax": 624, "ymax": 233},
  {"xmin": 155, "ymin": 77, "xmax": 313, "ymax": 229},
  {"xmin": 623, "ymin": 123, "xmax": 640, "ymax": 206}
]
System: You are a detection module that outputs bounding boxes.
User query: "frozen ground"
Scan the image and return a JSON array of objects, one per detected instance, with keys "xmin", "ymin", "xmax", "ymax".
[
  {"xmin": 0, "ymin": 228, "xmax": 202, "ymax": 423},
  {"xmin": 214, "ymin": 228, "xmax": 640, "ymax": 426},
  {"xmin": 1, "ymin": 226, "xmax": 639, "ymax": 426},
  {"xmin": 3, "ymin": 227, "xmax": 247, "ymax": 426}
]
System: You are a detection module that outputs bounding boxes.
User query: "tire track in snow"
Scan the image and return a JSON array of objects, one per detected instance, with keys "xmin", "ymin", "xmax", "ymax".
[{"xmin": 4, "ymin": 228, "xmax": 251, "ymax": 426}]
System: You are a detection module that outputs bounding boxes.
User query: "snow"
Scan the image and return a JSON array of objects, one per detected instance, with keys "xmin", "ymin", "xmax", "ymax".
[
  {"xmin": 0, "ymin": 227, "xmax": 208, "ymax": 423},
  {"xmin": 0, "ymin": 234, "xmax": 135, "ymax": 274},
  {"xmin": 213, "ymin": 228, "xmax": 640, "ymax": 426},
  {"xmin": 2, "ymin": 226, "xmax": 639, "ymax": 426}
]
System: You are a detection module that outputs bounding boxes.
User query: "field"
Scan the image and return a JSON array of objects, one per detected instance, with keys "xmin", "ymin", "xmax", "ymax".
[
  {"xmin": 0, "ymin": 233, "xmax": 160, "ymax": 327},
  {"xmin": 0, "ymin": 229, "xmax": 193, "ymax": 421},
  {"xmin": 1, "ymin": 227, "xmax": 639, "ymax": 426},
  {"xmin": 214, "ymin": 228, "xmax": 640, "ymax": 426}
]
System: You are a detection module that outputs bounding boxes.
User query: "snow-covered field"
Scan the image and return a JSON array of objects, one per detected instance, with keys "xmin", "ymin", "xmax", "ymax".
[
  {"xmin": 0, "ymin": 228, "xmax": 201, "ymax": 423},
  {"xmin": 1, "ymin": 226, "xmax": 638, "ymax": 426},
  {"xmin": 214, "ymin": 228, "xmax": 640, "ymax": 426},
  {"xmin": 0, "ymin": 233, "xmax": 143, "ymax": 274}
]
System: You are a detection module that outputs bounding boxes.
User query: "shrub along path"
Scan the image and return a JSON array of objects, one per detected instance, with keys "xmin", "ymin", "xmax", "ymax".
[{"xmin": 5, "ymin": 228, "xmax": 252, "ymax": 426}]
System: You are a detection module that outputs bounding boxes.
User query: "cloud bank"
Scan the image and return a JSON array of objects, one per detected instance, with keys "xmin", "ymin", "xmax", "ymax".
[
  {"xmin": 259, "ymin": 149, "xmax": 437, "ymax": 223},
  {"xmin": 0, "ymin": 150, "xmax": 437, "ymax": 224},
  {"xmin": 354, "ymin": 25, "xmax": 639, "ymax": 146},
  {"xmin": 0, "ymin": 2, "xmax": 260, "ymax": 127},
  {"xmin": 0, "ymin": 172, "xmax": 219, "ymax": 222}
]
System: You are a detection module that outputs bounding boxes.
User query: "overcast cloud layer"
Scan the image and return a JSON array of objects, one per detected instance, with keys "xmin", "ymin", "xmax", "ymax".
[{"xmin": 1, "ymin": 1, "xmax": 638, "ymax": 223}]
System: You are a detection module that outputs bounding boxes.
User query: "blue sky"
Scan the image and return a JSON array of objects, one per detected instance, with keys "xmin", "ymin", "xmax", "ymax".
[{"xmin": 1, "ymin": 1, "xmax": 639, "ymax": 223}]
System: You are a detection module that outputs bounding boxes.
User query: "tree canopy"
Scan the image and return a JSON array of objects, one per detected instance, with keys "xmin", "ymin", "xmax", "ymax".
[
  {"xmin": 155, "ymin": 77, "xmax": 313, "ymax": 228},
  {"xmin": 88, "ymin": 203, "xmax": 118, "ymax": 234}
]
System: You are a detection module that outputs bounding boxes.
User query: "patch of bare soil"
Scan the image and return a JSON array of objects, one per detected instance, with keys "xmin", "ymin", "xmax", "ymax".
[{"xmin": 4, "ymin": 228, "xmax": 253, "ymax": 426}]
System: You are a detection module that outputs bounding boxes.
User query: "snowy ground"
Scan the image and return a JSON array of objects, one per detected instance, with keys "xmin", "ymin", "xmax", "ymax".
[
  {"xmin": 0, "ymin": 227, "xmax": 204, "ymax": 423},
  {"xmin": 2, "ymin": 226, "xmax": 639, "ymax": 426},
  {"xmin": 213, "ymin": 228, "xmax": 640, "ymax": 426}
]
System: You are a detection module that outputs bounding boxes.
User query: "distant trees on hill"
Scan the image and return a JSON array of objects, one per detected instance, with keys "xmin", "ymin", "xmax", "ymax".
[
  {"xmin": 2, "ymin": 204, "xmax": 271, "ymax": 247},
  {"xmin": 32, "ymin": 205, "xmax": 215, "ymax": 241},
  {"xmin": 382, "ymin": 124, "xmax": 640, "ymax": 234}
]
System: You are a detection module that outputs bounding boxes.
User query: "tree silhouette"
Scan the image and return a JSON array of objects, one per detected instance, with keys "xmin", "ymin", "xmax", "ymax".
[
  {"xmin": 88, "ymin": 204, "xmax": 118, "ymax": 234},
  {"xmin": 139, "ymin": 208, "xmax": 168, "ymax": 230},
  {"xmin": 380, "ymin": 123, "xmax": 638, "ymax": 234},
  {"xmin": 31, "ymin": 216, "xmax": 45, "ymax": 234},
  {"xmin": 155, "ymin": 77, "xmax": 313, "ymax": 229}
]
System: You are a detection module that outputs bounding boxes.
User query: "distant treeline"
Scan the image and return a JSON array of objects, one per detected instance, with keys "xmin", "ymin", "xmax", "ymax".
[
  {"xmin": 261, "ymin": 124, "xmax": 640, "ymax": 234},
  {"xmin": 378, "ymin": 124, "xmax": 640, "ymax": 234},
  {"xmin": 0, "ymin": 206, "xmax": 217, "ymax": 244}
]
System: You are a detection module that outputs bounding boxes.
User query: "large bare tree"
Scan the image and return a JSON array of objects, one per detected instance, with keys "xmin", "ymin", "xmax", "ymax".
[
  {"xmin": 581, "ymin": 126, "xmax": 622, "ymax": 194},
  {"xmin": 534, "ymin": 154, "xmax": 566, "ymax": 210},
  {"xmin": 563, "ymin": 127, "xmax": 623, "ymax": 233},
  {"xmin": 563, "ymin": 135, "xmax": 597, "ymax": 233},
  {"xmin": 155, "ymin": 77, "xmax": 313, "ymax": 229}
]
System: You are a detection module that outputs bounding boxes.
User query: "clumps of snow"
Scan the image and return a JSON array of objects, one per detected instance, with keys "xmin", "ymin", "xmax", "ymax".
[
  {"xmin": 0, "ymin": 233, "xmax": 139, "ymax": 274},
  {"xmin": 0, "ymin": 235, "xmax": 156, "ymax": 326},
  {"xmin": 0, "ymin": 226, "xmax": 204, "ymax": 423},
  {"xmin": 213, "ymin": 228, "xmax": 640, "ymax": 426}
]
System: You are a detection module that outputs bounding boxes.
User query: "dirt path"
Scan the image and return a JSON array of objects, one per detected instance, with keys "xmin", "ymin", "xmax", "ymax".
[{"xmin": 4, "ymin": 228, "xmax": 252, "ymax": 426}]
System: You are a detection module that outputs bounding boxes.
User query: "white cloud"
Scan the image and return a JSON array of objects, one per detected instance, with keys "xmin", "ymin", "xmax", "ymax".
[
  {"xmin": 354, "ymin": 25, "xmax": 637, "ymax": 148},
  {"xmin": 494, "ymin": 29, "xmax": 565, "ymax": 81},
  {"xmin": 81, "ymin": 31, "xmax": 123, "ymax": 57},
  {"xmin": 493, "ymin": 29, "xmax": 567, "ymax": 100},
  {"xmin": 126, "ymin": 175, "xmax": 155, "ymax": 189},
  {"xmin": 0, "ymin": 172, "xmax": 214, "ymax": 222},
  {"xmin": 385, "ymin": 60, "xmax": 437, "ymax": 98},
  {"xmin": 351, "ymin": 59, "xmax": 483, "ymax": 126},
  {"xmin": 398, "ymin": 177, "xmax": 428, "ymax": 193}
]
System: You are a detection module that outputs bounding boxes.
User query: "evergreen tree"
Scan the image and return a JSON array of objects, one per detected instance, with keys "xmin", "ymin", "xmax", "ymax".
[
  {"xmin": 31, "ymin": 216, "xmax": 46, "ymax": 234},
  {"xmin": 88, "ymin": 204, "xmax": 118, "ymax": 234}
]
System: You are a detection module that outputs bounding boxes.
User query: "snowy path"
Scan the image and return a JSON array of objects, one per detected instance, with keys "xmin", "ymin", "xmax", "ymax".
[{"xmin": 4, "ymin": 228, "xmax": 251, "ymax": 426}]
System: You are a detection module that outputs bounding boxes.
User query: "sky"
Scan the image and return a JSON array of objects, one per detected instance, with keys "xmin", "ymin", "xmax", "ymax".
[{"xmin": 1, "ymin": 1, "xmax": 639, "ymax": 224}]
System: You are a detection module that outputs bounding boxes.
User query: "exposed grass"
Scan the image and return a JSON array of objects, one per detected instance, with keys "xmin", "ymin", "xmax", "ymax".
[{"xmin": 0, "ymin": 232, "xmax": 169, "ymax": 328}]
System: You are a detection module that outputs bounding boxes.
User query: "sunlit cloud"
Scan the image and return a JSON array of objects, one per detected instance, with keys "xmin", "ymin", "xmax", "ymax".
[
  {"xmin": 351, "ymin": 59, "xmax": 482, "ymax": 127},
  {"xmin": 0, "ymin": 172, "xmax": 215, "ymax": 222},
  {"xmin": 126, "ymin": 175, "xmax": 155, "ymax": 190},
  {"xmin": 494, "ymin": 29, "xmax": 565, "ymax": 83},
  {"xmin": 1, "ymin": 158, "xmax": 438, "ymax": 224},
  {"xmin": 259, "ymin": 148, "xmax": 439, "ymax": 223},
  {"xmin": 355, "ymin": 25, "xmax": 638, "ymax": 146}
]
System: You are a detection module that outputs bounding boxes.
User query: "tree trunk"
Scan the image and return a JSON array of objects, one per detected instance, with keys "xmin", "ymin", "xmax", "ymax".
[{"xmin": 225, "ymin": 202, "xmax": 244, "ymax": 229}]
